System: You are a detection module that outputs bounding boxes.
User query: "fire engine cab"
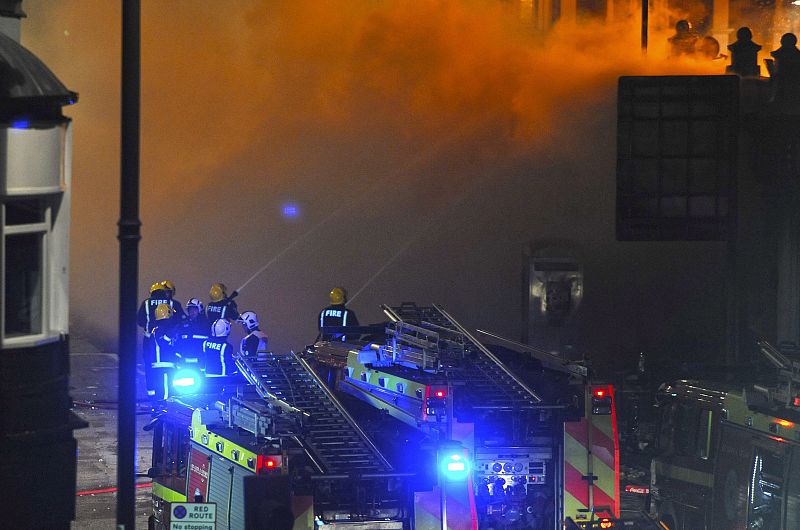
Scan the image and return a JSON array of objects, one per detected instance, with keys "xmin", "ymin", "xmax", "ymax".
[{"xmin": 650, "ymin": 340, "xmax": 800, "ymax": 530}]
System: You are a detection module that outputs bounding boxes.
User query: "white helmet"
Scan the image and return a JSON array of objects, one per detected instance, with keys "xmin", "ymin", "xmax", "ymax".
[
  {"xmin": 187, "ymin": 298, "xmax": 204, "ymax": 312},
  {"xmin": 239, "ymin": 311, "xmax": 259, "ymax": 331},
  {"xmin": 212, "ymin": 319, "xmax": 230, "ymax": 337}
]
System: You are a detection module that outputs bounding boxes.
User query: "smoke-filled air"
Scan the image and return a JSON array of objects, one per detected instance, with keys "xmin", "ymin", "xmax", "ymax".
[{"xmin": 23, "ymin": 0, "xmax": 730, "ymax": 367}]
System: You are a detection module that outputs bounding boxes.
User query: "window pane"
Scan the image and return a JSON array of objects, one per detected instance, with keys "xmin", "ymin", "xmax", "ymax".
[
  {"xmin": 5, "ymin": 200, "xmax": 45, "ymax": 225},
  {"xmin": 5, "ymin": 233, "xmax": 43, "ymax": 336}
]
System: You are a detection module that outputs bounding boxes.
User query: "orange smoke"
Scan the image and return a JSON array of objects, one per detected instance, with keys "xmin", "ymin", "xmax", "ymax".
[{"xmin": 22, "ymin": 0, "xmax": 728, "ymax": 357}]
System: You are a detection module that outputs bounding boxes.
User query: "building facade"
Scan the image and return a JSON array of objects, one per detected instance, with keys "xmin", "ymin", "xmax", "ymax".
[{"xmin": 0, "ymin": 1, "xmax": 82, "ymax": 528}]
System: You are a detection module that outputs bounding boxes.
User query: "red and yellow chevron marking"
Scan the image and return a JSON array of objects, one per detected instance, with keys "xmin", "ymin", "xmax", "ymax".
[
  {"xmin": 414, "ymin": 483, "xmax": 478, "ymax": 530},
  {"xmin": 415, "ymin": 422, "xmax": 478, "ymax": 530},
  {"xmin": 563, "ymin": 385, "xmax": 620, "ymax": 522},
  {"xmin": 292, "ymin": 496, "xmax": 314, "ymax": 530}
]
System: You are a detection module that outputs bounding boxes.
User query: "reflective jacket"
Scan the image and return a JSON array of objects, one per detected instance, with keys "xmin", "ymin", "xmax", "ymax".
[
  {"xmin": 318, "ymin": 304, "xmax": 359, "ymax": 341},
  {"xmin": 203, "ymin": 338, "xmax": 236, "ymax": 376},
  {"xmin": 137, "ymin": 291, "xmax": 185, "ymax": 336},
  {"xmin": 206, "ymin": 299, "xmax": 239, "ymax": 325}
]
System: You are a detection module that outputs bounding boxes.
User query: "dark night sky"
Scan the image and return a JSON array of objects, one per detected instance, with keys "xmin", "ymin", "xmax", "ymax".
[{"xmin": 22, "ymin": 0, "xmax": 728, "ymax": 367}]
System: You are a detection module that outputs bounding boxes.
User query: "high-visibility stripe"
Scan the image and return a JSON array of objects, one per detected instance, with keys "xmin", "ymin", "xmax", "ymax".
[
  {"xmin": 563, "ymin": 386, "xmax": 620, "ymax": 521},
  {"xmin": 151, "ymin": 362, "xmax": 175, "ymax": 368},
  {"xmin": 565, "ymin": 420, "xmax": 615, "ymax": 470},
  {"xmin": 654, "ymin": 461, "xmax": 714, "ymax": 488},
  {"xmin": 291, "ymin": 496, "xmax": 314, "ymax": 530},
  {"xmin": 343, "ymin": 310, "xmax": 348, "ymax": 326},
  {"xmin": 415, "ymin": 487, "xmax": 478, "ymax": 530},
  {"xmin": 220, "ymin": 344, "xmax": 227, "ymax": 376},
  {"xmin": 563, "ymin": 436, "xmax": 615, "ymax": 509},
  {"xmin": 162, "ymin": 374, "xmax": 169, "ymax": 400},
  {"xmin": 564, "ymin": 462, "xmax": 616, "ymax": 516},
  {"xmin": 152, "ymin": 482, "xmax": 186, "ymax": 503},
  {"xmin": 319, "ymin": 311, "xmax": 324, "ymax": 328},
  {"xmin": 564, "ymin": 490, "xmax": 588, "ymax": 518}
]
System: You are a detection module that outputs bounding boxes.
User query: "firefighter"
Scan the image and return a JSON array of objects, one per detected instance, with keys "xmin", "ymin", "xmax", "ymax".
[
  {"xmin": 668, "ymin": 19, "xmax": 699, "ymax": 58},
  {"xmin": 175, "ymin": 298, "xmax": 208, "ymax": 369},
  {"xmin": 137, "ymin": 282, "xmax": 173, "ymax": 394},
  {"xmin": 203, "ymin": 319, "xmax": 237, "ymax": 376},
  {"xmin": 206, "ymin": 282, "xmax": 239, "ymax": 326},
  {"xmin": 318, "ymin": 287, "xmax": 359, "ymax": 341},
  {"xmin": 238, "ymin": 311, "xmax": 268, "ymax": 357},
  {"xmin": 149, "ymin": 303, "xmax": 178, "ymax": 400},
  {"xmin": 160, "ymin": 279, "xmax": 185, "ymax": 320}
]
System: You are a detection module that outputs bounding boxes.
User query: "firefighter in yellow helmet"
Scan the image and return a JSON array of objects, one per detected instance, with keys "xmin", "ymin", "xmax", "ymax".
[
  {"xmin": 206, "ymin": 282, "xmax": 239, "ymax": 327},
  {"xmin": 318, "ymin": 287, "xmax": 359, "ymax": 342},
  {"xmin": 159, "ymin": 279, "xmax": 185, "ymax": 319},
  {"xmin": 137, "ymin": 281, "xmax": 186, "ymax": 398},
  {"xmin": 137, "ymin": 280, "xmax": 184, "ymax": 339},
  {"xmin": 147, "ymin": 303, "xmax": 178, "ymax": 401}
]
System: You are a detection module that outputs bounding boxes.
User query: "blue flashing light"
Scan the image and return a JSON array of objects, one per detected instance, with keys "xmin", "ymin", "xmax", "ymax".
[
  {"xmin": 10, "ymin": 120, "xmax": 30, "ymax": 129},
  {"xmin": 440, "ymin": 450, "xmax": 470, "ymax": 481},
  {"xmin": 281, "ymin": 202, "xmax": 300, "ymax": 219},
  {"xmin": 447, "ymin": 461, "xmax": 466, "ymax": 472},
  {"xmin": 173, "ymin": 369, "xmax": 202, "ymax": 393}
]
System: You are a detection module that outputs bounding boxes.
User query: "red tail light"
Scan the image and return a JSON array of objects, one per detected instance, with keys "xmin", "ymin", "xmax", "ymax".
[{"xmin": 256, "ymin": 455, "xmax": 282, "ymax": 474}]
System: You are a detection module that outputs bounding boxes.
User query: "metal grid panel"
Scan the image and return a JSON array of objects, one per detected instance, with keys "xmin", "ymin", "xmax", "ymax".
[{"xmin": 616, "ymin": 75, "xmax": 739, "ymax": 241}]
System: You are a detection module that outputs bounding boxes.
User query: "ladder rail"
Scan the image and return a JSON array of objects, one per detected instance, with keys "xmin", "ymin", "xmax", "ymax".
[
  {"xmin": 476, "ymin": 328, "xmax": 588, "ymax": 379},
  {"xmin": 235, "ymin": 353, "xmax": 310, "ymax": 417},
  {"xmin": 293, "ymin": 352, "xmax": 394, "ymax": 471},
  {"xmin": 381, "ymin": 304, "xmax": 402, "ymax": 323},
  {"xmin": 433, "ymin": 304, "xmax": 543, "ymax": 404}
]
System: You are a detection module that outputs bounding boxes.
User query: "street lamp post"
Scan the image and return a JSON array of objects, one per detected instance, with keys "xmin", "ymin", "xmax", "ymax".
[{"xmin": 117, "ymin": 1, "xmax": 141, "ymax": 528}]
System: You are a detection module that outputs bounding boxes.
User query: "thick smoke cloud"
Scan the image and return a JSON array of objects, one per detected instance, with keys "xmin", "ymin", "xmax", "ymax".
[{"xmin": 24, "ymin": 0, "xmax": 727, "ymax": 367}]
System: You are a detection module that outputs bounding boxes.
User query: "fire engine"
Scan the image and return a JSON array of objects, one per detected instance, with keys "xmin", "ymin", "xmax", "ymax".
[
  {"xmin": 147, "ymin": 302, "xmax": 630, "ymax": 529},
  {"xmin": 649, "ymin": 340, "xmax": 800, "ymax": 530}
]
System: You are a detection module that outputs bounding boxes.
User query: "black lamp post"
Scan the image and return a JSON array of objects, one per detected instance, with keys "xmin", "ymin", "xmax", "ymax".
[{"xmin": 117, "ymin": 0, "xmax": 140, "ymax": 528}]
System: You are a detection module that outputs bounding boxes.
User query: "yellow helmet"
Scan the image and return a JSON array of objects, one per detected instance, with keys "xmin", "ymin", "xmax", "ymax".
[
  {"xmin": 209, "ymin": 283, "xmax": 227, "ymax": 302},
  {"xmin": 149, "ymin": 282, "xmax": 163, "ymax": 295},
  {"xmin": 161, "ymin": 280, "xmax": 176, "ymax": 296},
  {"xmin": 329, "ymin": 287, "xmax": 346, "ymax": 305},
  {"xmin": 154, "ymin": 303, "xmax": 173, "ymax": 321}
]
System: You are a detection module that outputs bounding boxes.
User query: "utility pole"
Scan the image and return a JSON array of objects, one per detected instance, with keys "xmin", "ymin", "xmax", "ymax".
[{"xmin": 117, "ymin": 1, "xmax": 141, "ymax": 528}]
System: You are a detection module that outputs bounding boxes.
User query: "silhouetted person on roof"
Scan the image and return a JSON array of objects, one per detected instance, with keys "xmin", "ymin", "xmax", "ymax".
[
  {"xmin": 727, "ymin": 27, "xmax": 761, "ymax": 77},
  {"xmin": 668, "ymin": 20, "xmax": 699, "ymax": 58},
  {"xmin": 767, "ymin": 33, "xmax": 800, "ymax": 112}
]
